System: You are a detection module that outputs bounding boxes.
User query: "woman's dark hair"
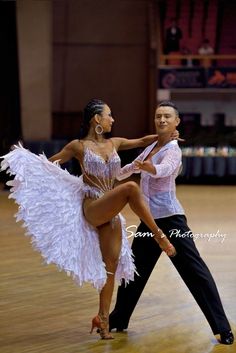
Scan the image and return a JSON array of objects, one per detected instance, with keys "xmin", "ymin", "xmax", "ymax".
[
  {"xmin": 158, "ymin": 100, "xmax": 179, "ymax": 116},
  {"xmin": 79, "ymin": 99, "xmax": 106, "ymax": 138}
]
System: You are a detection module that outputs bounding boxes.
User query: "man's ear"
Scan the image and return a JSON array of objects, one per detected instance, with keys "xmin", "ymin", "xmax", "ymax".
[{"xmin": 175, "ymin": 117, "xmax": 180, "ymax": 127}]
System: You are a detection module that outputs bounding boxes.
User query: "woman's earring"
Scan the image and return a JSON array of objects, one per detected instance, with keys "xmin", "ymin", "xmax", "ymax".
[{"xmin": 95, "ymin": 124, "xmax": 103, "ymax": 135}]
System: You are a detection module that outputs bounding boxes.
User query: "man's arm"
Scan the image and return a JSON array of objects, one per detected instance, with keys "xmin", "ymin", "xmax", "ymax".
[
  {"xmin": 116, "ymin": 147, "xmax": 150, "ymax": 181},
  {"xmin": 116, "ymin": 132, "xmax": 181, "ymax": 180},
  {"xmin": 134, "ymin": 147, "xmax": 182, "ymax": 178}
]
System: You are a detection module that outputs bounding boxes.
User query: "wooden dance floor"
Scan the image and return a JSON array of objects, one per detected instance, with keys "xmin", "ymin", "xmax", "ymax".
[{"xmin": 0, "ymin": 185, "xmax": 235, "ymax": 353}]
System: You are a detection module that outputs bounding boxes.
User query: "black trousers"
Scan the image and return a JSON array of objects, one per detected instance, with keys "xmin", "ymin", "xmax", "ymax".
[{"xmin": 110, "ymin": 215, "xmax": 231, "ymax": 334}]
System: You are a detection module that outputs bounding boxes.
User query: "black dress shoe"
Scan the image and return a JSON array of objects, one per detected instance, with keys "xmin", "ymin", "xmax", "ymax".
[
  {"xmin": 109, "ymin": 322, "xmax": 125, "ymax": 332},
  {"xmin": 109, "ymin": 312, "xmax": 127, "ymax": 332},
  {"xmin": 220, "ymin": 330, "xmax": 234, "ymax": 345},
  {"xmin": 97, "ymin": 327, "xmax": 124, "ymax": 333},
  {"xmin": 109, "ymin": 318, "xmax": 125, "ymax": 332},
  {"xmin": 109, "ymin": 327, "xmax": 124, "ymax": 332}
]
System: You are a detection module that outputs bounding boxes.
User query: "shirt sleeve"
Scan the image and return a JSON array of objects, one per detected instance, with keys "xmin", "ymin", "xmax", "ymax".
[
  {"xmin": 151, "ymin": 147, "xmax": 182, "ymax": 179},
  {"xmin": 116, "ymin": 148, "xmax": 147, "ymax": 181}
]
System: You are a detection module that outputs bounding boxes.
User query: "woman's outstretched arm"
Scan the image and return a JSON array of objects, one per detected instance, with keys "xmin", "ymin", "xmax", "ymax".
[
  {"xmin": 112, "ymin": 130, "xmax": 181, "ymax": 151},
  {"xmin": 112, "ymin": 135, "xmax": 158, "ymax": 151}
]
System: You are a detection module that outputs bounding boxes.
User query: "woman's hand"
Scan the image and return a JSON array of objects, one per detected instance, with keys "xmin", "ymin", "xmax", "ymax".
[
  {"xmin": 134, "ymin": 160, "xmax": 156, "ymax": 175},
  {"xmin": 171, "ymin": 130, "xmax": 185, "ymax": 142}
]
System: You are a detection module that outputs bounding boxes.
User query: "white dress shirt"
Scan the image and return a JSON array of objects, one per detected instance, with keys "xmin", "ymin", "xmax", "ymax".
[{"xmin": 117, "ymin": 140, "xmax": 185, "ymax": 219}]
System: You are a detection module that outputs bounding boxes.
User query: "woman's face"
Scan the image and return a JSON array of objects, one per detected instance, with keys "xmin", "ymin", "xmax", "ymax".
[
  {"xmin": 154, "ymin": 106, "xmax": 180, "ymax": 135},
  {"xmin": 97, "ymin": 104, "xmax": 114, "ymax": 133}
]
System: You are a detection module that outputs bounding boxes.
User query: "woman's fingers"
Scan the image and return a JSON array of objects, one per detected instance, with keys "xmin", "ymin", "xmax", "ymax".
[{"xmin": 134, "ymin": 160, "xmax": 143, "ymax": 169}]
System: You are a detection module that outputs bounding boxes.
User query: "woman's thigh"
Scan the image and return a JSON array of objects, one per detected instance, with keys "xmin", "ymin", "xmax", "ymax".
[{"xmin": 83, "ymin": 182, "xmax": 138, "ymax": 227}]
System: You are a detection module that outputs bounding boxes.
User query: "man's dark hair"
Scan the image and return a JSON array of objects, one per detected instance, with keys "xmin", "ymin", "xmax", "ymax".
[{"xmin": 157, "ymin": 100, "xmax": 179, "ymax": 116}]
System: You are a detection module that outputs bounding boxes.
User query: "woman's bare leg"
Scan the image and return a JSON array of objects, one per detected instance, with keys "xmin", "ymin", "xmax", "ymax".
[
  {"xmin": 83, "ymin": 181, "xmax": 176, "ymax": 256},
  {"xmin": 95, "ymin": 218, "xmax": 122, "ymax": 338},
  {"xmin": 98, "ymin": 218, "xmax": 121, "ymax": 316}
]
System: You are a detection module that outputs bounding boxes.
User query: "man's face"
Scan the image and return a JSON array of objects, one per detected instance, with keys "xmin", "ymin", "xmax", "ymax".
[{"xmin": 154, "ymin": 106, "xmax": 180, "ymax": 135}]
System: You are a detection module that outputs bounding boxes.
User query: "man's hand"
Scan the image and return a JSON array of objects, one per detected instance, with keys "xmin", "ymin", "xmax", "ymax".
[{"xmin": 134, "ymin": 160, "xmax": 156, "ymax": 175}]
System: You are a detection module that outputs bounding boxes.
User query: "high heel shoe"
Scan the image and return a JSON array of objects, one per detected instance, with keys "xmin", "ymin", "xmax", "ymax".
[{"xmin": 90, "ymin": 315, "xmax": 114, "ymax": 339}]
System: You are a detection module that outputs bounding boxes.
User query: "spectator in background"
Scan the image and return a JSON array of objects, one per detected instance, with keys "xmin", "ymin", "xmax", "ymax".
[
  {"xmin": 198, "ymin": 39, "xmax": 214, "ymax": 68},
  {"xmin": 198, "ymin": 39, "xmax": 214, "ymax": 55},
  {"xmin": 165, "ymin": 18, "xmax": 182, "ymax": 54}
]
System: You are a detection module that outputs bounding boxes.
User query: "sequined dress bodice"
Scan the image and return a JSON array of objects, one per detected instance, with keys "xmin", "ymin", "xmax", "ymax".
[
  {"xmin": 83, "ymin": 147, "xmax": 121, "ymax": 178},
  {"xmin": 81, "ymin": 147, "xmax": 121, "ymax": 198}
]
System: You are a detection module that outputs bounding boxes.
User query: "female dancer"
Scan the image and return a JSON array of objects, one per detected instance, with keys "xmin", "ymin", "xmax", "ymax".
[{"xmin": 1, "ymin": 99, "xmax": 176, "ymax": 340}]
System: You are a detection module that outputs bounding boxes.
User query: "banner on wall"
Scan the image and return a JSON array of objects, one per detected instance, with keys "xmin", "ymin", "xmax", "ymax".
[
  {"xmin": 207, "ymin": 68, "xmax": 236, "ymax": 88},
  {"xmin": 159, "ymin": 67, "xmax": 236, "ymax": 89},
  {"xmin": 159, "ymin": 68, "xmax": 206, "ymax": 89}
]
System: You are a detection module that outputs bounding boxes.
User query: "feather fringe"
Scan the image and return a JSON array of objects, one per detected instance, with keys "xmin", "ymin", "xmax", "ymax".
[{"xmin": 0, "ymin": 144, "xmax": 135, "ymax": 290}]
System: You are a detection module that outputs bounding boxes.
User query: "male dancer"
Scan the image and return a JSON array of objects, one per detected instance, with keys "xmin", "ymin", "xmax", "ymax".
[{"xmin": 109, "ymin": 101, "xmax": 234, "ymax": 345}]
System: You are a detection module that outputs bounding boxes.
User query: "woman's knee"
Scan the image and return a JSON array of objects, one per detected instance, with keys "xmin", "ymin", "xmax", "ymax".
[{"xmin": 123, "ymin": 181, "xmax": 140, "ymax": 197}]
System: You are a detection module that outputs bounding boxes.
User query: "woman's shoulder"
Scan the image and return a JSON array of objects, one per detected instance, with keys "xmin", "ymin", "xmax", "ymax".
[
  {"xmin": 68, "ymin": 139, "xmax": 83, "ymax": 149},
  {"xmin": 110, "ymin": 137, "xmax": 126, "ymax": 150},
  {"xmin": 65, "ymin": 139, "xmax": 84, "ymax": 159}
]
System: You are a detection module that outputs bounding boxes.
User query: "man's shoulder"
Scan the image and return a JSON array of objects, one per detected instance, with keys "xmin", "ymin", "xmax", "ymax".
[
  {"xmin": 167, "ymin": 140, "xmax": 181, "ymax": 151},
  {"xmin": 165, "ymin": 141, "xmax": 182, "ymax": 159}
]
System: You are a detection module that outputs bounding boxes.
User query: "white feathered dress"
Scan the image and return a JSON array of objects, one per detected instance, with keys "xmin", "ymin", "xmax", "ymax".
[{"xmin": 0, "ymin": 144, "xmax": 135, "ymax": 291}]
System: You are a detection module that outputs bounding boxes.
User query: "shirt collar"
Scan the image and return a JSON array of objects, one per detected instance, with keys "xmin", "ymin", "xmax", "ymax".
[{"xmin": 141, "ymin": 140, "xmax": 178, "ymax": 160}]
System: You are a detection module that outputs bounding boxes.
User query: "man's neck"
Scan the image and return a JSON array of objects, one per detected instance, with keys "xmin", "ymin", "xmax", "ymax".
[{"xmin": 157, "ymin": 134, "xmax": 172, "ymax": 147}]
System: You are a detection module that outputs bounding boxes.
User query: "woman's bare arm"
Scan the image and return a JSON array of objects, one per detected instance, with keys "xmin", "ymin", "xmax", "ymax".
[
  {"xmin": 112, "ymin": 135, "xmax": 158, "ymax": 151},
  {"xmin": 112, "ymin": 130, "xmax": 181, "ymax": 151},
  {"xmin": 48, "ymin": 140, "xmax": 82, "ymax": 164}
]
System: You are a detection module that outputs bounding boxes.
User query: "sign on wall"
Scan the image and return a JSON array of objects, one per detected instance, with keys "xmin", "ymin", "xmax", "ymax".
[
  {"xmin": 159, "ymin": 67, "xmax": 236, "ymax": 89},
  {"xmin": 207, "ymin": 68, "xmax": 236, "ymax": 88},
  {"xmin": 159, "ymin": 68, "xmax": 206, "ymax": 88}
]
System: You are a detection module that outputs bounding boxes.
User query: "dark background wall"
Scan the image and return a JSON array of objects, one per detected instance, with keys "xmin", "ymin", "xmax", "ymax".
[
  {"xmin": 52, "ymin": 0, "xmax": 156, "ymax": 139},
  {"xmin": 0, "ymin": 1, "xmax": 21, "ymax": 155}
]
